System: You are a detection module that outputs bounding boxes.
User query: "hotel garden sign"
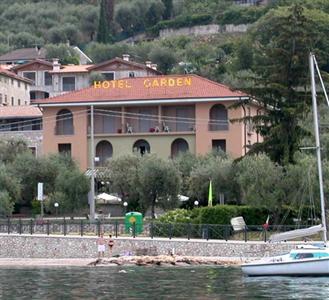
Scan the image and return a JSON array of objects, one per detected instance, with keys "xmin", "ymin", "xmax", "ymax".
[{"xmin": 94, "ymin": 77, "xmax": 192, "ymax": 89}]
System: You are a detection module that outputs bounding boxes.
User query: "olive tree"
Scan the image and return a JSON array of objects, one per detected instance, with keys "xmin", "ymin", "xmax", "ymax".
[{"xmin": 138, "ymin": 155, "xmax": 180, "ymax": 218}]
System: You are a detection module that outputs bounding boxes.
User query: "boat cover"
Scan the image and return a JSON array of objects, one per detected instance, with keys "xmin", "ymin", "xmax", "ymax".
[{"xmin": 269, "ymin": 224, "xmax": 324, "ymax": 242}]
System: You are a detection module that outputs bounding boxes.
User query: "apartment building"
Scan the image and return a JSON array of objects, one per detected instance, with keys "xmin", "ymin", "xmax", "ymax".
[
  {"xmin": 0, "ymin": 66, "xmax": 31, "ymax": 106},
  {"xmin": 12, "ymin": 55, "xmax": 160, "ymax": 100}
]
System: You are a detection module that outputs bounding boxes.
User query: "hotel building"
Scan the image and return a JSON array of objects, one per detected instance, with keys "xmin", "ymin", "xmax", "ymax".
[{"xmin": 35, "ymin": 74, "xmax": 260, "ymax": 170}]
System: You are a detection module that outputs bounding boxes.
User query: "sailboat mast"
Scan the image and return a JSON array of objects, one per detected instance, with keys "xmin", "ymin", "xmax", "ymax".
[{"xmin": 309, "ymin": 53, "xmax": 327, "ymax": 243}]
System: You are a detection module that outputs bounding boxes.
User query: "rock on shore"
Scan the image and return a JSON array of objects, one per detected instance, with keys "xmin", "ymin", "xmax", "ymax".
[{"xmin": 89, "ymin": 255, "xmax": 244, "ymax": 267}]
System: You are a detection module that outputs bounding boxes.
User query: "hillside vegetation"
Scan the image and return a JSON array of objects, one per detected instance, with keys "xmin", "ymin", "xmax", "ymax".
[{"xmin": 0, "ymin": 0, "xmax": 269, "ymax": 53}]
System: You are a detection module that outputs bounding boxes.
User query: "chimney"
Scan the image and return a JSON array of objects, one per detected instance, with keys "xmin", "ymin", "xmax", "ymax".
[
  {"xmin": 52, "ymin": 58, "xmax": 60, "ymax": 72},
  {"xmin": 145, "ymin": 61, "xmax": 152, "ymax": 68},
  {"xmin": 122, "ymin": 54, "xmax": 130, "ymax": 61},
  {"xmin": 151, "ymin": 64, "xmax": 157, "ymax": 71}
]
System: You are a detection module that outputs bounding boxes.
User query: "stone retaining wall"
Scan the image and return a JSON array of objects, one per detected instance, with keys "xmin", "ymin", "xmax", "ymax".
[
  {"xmin": 0, "ymin": 234, "xmax": 301, "ymax": 259},
  {"xmin": 159, "ymin": 24, "xmax": 249, "ymax": 39}
]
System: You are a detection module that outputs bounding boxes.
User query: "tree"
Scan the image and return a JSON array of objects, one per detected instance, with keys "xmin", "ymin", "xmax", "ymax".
[
  {"xmin": 97, "ymin": 0, "xmax": 110, "ymax": 43},
  {"xmin": 0, "ymin": 191, "xmax": 14, "ymax": 217},
  {"xmin": 145, "ymin": 1, "xmax": 165, "ymax": 28},
  {"xmin": 138, "ymin": 155, "xmax": 180, "ymax": 219},
  {"xmin": 45, "ymin": 44, "xmax": 79, "ymax": 64},
  {"xmin": 0, "ymin": 138, "xmax": 29, "ymax": 165},
  {"xmin": 105, "ymin": 155, "xmax": 141, "ymax": 210},
  {"xmin": 188, "ymin": 153, "xmax": 237, "ymax": 205},
  {"xmin": 115, "ymin": 2, "xmax": 139, "ymax": 36},
  {"xmin": 235, "ymin": 5, "xmax": 329, "ymax": 165},
  {"xmin": 48, "ymin": 169, "xmax": 89, "ymax": 213},
  {"xmin": 149, "ymin": 46, "xmax": 177, "ymax": 74},
  {"xmin": 236, "ymin": 154, "xmax": 285, "ymax": 223},
  {"xmin": 162, "ymin": 0, "xmax": 173, "ymax": 20},
  {"xmin": 0, "ymin": 164, "xmax": 21, "ymax": 213}
]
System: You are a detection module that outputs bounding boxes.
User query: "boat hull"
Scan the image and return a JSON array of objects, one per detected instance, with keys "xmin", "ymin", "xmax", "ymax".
[{"xmin": 242, "ymin": 257, "xmax": 329, "ymax": 276}]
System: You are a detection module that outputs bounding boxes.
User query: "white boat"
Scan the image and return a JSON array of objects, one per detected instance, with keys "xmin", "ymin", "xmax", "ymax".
[{"xmin": 242, "ymin": 53, "xmax": 329, "ymax": 276}]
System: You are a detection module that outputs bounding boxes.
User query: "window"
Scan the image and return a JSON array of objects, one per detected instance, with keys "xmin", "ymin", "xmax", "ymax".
[
  {"xmin": 18, "ymin": 99, "xmax": 21, "ymax": 106},
  {"xmin": 11, "ymin": 97, "xmax": 14, "ymax": 106},
  {"xmin": 101, "ymin": 72, "xmax": 114, "ymax": 80},
  {"xmin": 139, "ymin": 107, "xmax": 157, "ymax": 132},
  {"xmin": 133, "ymin": 139, "xmax": 150, "ymax": 156},
  {"xmin": 129, "ymin": 72, "xmax": 135, "ymax": 78},
  {"xmin": 171, "ymin": 138, "xmax": 189, "ymax": 157},
  {"xmin": 44, "ymin": 72, "xmax": 52, "ymax": 86},
  {"xmin": 18, "ymin": 81, "xmax": 20, "ymax": 88},
  {"xmin": 22, "ymin": 72, "xmax": 36, "ymax": 85},
  {"xmin": 32, "ymin": 119, "xmax": 42, "ymax": 130},
  {"xmin": 212, "ymin": 139, "xmax": 226, "ymax": 152},
  {"xmin": 0, "ymin": 93, "xmax": 2, "ymax": 104},
  {"xmin": 30, "ymin": 91, "xmax": 36, "ymax": 100},
  {"xmin": 4, "ymin": 95, "xmax": 7, "ymax": 103},
  {"xmin": 209, "ymin": 104, "xmax": 228, "ymax": 131},
  {"xmin": 11, "ymin": 79, "xmax": 14, "ymax": 85},
  {"xmin": 56, "ymin": 109, "xmax": 74, "ymax": 135},
  {"xmin": 58, "ymin": 143, "xmax": 71, "ymax": 156},
  {"xmin": 25, "ymin": 83, "xmax": 27, "ymax": 90},
  {"xmin": 62, "ymin": 77, "xmax": 76, "ymax": 91},
  {"xmin": 96, "ymin": 141, "xmax": 113, "ymax": 166},
  {"xmin": 176, "ymin": 107, "xmax": 193, "ymax": 131}
]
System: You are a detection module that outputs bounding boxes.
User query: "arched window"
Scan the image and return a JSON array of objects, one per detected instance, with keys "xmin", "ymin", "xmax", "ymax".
[
  {"xmin": 209, "ymin": 104, "xmax": 228, "ymax": 131},
  {"xmin": 133, "ymin": 139, "xmax": 150, "ymax": 156},
  {"xmin": 96, "ymin": 140, "xmax": 113, "ymax": 166},
  {"xmin": 171, "ymin": 138, "xmax": 189, "ymax": 157},
  {"xmin": 56, "ymin": 109, "xmax": 74, "ymax": 135}
]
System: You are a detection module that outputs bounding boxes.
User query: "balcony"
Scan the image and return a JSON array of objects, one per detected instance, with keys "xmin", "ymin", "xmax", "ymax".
[
  {"xmin": 55, "ymin": 124, "xmax": 74, "ymax": 135},
  {"xmin": 208, "ymin": 121, "xmax": 229, "ymax": 131}
]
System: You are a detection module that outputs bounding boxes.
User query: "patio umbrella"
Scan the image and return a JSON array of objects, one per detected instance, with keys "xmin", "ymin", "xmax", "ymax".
[
  {"xmin": 96, "ymin": 193, "xmax": 122, "ymax": 204},
  {"xmin": 178, "ymin": 194, "xmax": 189, "ymax": 202}
]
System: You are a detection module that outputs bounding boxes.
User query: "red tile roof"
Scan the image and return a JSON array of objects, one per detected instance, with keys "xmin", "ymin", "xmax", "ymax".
[
  {"xmin": 35, "ymin": 74, "xmax": 246, "ymax": 105},
  {"xmin": 0, "ymin": 48, "xmax": 46, "ymax": 62},
  {"xmin": 50, "ymin": 64, "xmax": 93, "ymax": 74},
  {"xmin": 87, "ymin": 57, "xmax": 161, "ymax": 74},
  {"xmin": 11, "ymin": 59, "xmax": 53, "ymax": 71},
  {"xmin": 0, "ymin": 106, "xmax": 42, "ymax": 118},
  {"xmin": 0, "ymin": 67, "xmax": 33, "ymax": 84}
]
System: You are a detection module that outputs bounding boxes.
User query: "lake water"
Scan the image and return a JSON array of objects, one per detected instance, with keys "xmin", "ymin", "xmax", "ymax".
[{"xmin": 0, "ymin": 266, "xmax": 328, "ymax": 299}]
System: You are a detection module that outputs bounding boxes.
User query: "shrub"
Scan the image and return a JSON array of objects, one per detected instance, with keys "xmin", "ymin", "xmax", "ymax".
[{"xmin": 158, "ymin": 208, "xmax": 193, "ymax": 223}]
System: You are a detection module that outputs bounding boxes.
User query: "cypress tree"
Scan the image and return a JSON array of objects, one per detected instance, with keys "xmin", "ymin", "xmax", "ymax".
[
  {"xmin": 97, "ymin": 0, "xmax": 110, "ymax": 43},
  {"xmin": 106, "ymin": 0, "xmax": 115, "ymax": 35},
  {"xmin": 162, "ymin": 0, "xmax": 173, "ymax": 20}
]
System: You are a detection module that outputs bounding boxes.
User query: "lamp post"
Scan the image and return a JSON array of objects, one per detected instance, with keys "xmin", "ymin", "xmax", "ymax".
[
  {"xmin": 54, "ymin": 202, "xmax": 59, "ymax": 216},
  {"xmin": 123, "ymin": 201, "xmax": 128, "ymax": 215},
  {"xmin": 194, "ymin": 200, "xmax": 199, "ymax": 207}
]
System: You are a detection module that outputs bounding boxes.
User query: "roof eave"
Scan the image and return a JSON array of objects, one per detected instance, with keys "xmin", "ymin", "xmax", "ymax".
[{"xmin": 34, "ymin": 96, "xmax": 250, "ymax": 107}]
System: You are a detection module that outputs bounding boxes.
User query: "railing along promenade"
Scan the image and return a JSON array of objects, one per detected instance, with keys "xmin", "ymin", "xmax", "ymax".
[{"xmin": 0, "ymin": 218, "xmax": 315, "ymax": 242}]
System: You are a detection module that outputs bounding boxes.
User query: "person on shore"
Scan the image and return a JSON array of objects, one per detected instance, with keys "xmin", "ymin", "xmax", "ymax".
[
  {"xmin": 108, "ymin": 234, "xmax": 114, "ymax": 257},
  {"xmin": 97, "ymin": 233, "xmax": 106, "ymax": 258}
]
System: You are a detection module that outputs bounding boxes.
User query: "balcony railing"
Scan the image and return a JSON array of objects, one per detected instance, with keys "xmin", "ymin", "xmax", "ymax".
[
  {"xmin": 208, "ymin": 121, "xmax": 229, "ymax": 131},
  {"xmin": 55, "ymin": 125, "xmax": 74, "ymax": 135}
]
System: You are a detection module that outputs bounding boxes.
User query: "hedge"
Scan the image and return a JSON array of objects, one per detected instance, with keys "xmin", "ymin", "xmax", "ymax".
[{"xmin": 158, "ymin": 205, "xmax": 311, "ymax": 226}]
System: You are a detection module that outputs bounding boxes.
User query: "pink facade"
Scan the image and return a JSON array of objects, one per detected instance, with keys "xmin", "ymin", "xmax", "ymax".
[{"xmin": 37, "ymin": 75, "xmax": 261, "ymax": 170}]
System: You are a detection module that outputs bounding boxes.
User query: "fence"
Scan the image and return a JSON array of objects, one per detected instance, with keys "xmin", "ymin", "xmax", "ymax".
[{"xmin": 0, "ymin": 218, "xmax": 316, "ymax": 242}]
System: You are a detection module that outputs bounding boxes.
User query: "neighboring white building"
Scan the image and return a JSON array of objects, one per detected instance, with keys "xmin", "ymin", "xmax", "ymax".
[{"xmin": 0, "ymin": 66, "xmax": 32, "ymax": 106}]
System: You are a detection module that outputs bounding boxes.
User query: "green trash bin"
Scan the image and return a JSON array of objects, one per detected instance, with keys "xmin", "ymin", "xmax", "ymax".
[{"xmin": 125, "ymin": 212, "xmax": 143, "ymax": 235}]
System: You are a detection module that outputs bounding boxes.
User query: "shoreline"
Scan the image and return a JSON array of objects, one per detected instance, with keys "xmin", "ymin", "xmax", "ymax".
[{"xmin": 0, "ymin": 256, "xmax": 250, "ymax": 267}]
